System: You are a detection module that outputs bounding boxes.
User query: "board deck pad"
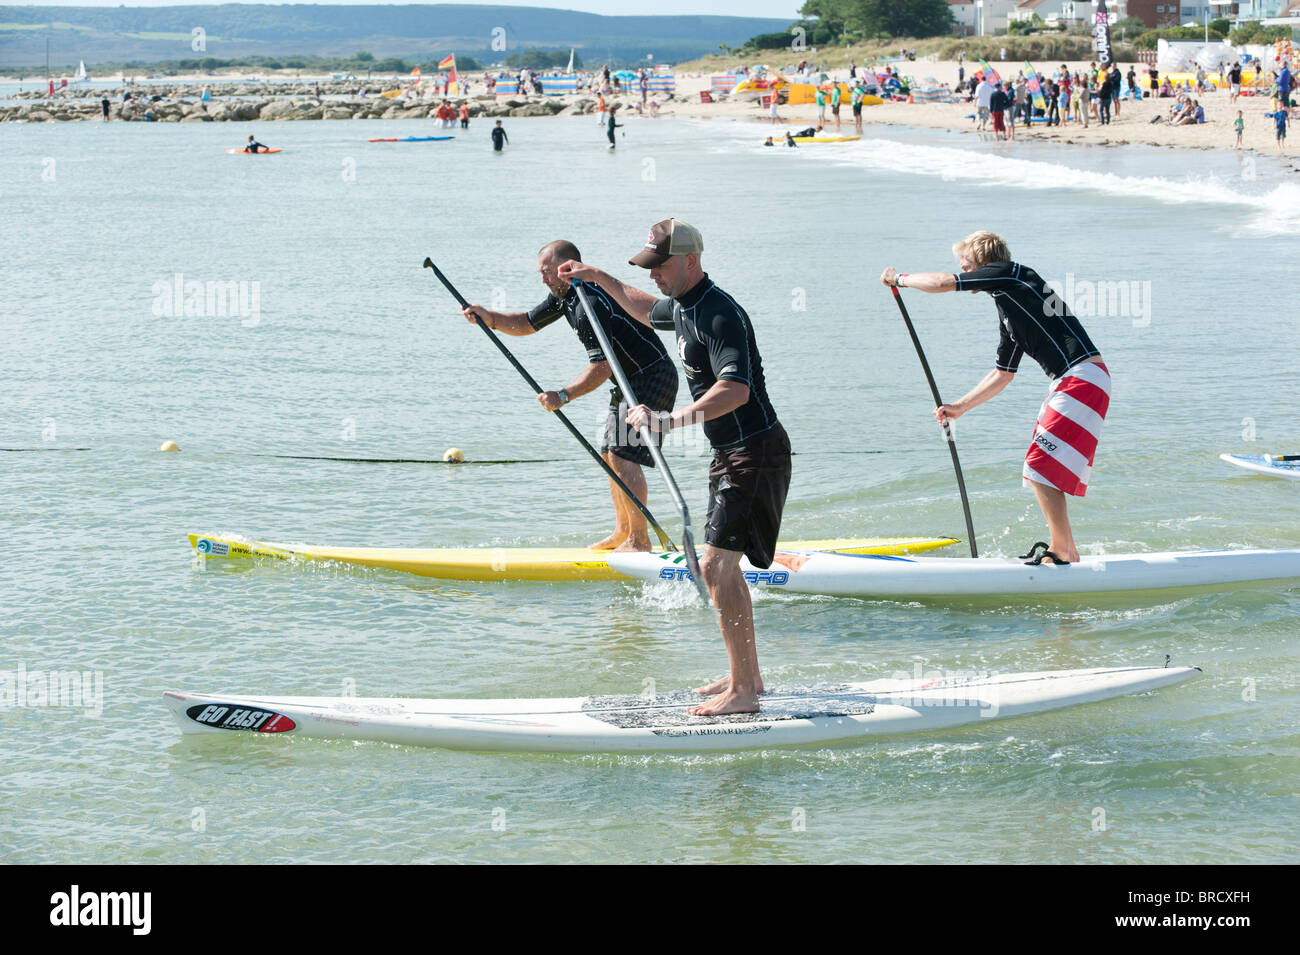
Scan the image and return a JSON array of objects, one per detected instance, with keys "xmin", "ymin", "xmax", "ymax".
[{"xmin": 580, "ymin": 685, "xmax": 878, "ymax": 729}]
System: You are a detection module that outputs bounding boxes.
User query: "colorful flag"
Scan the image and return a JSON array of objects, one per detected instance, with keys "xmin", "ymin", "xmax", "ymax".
[
  {"xmin": 438, "ymin": 54, "xmax": 458, "ymax": 95},
  {"xmin": 1024, "ymin": 61, "xmax": 1047, "ymax": 111}
]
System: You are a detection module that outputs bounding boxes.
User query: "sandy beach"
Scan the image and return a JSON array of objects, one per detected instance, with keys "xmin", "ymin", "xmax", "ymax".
[{"xmin": 660, "ymin": 60, "xmax": 1297, "ymax": 164}]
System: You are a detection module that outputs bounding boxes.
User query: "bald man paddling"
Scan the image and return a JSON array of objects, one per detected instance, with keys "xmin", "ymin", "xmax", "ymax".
[
  {"xmin": 882, "ymin": 230, "xmax": 1109, "ymax": 565},
  {"xmin": 462, "ymin": 240, "xmax": 678, "ymax": 551}
]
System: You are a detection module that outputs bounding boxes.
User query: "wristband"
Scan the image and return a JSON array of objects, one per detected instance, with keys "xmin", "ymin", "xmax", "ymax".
[
  {"xmin": 897, "ymin": 273, "xmax": 909, "ymax": 288},
  {"xmin": 658, "ymin": 411, "xmax": 673, "ymax": 433},
  {"xmin": 556, "ymin": 389, "xmax": 570, "ymax": 405}
]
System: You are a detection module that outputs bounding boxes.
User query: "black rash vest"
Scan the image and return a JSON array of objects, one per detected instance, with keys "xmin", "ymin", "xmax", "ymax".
[
  {"xmin": 953, "ymin": 261, "xmax": 1101, "ymax": 379},
  {"xmin": 649, "ymin": 274, "xmax": 779, "ymax": 450},
  {"xmin": 528, "ymin": 282, "xmax": 670, "ymax": 376}
]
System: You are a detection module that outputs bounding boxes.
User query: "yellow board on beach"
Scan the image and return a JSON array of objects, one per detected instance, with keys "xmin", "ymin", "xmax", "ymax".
[
  {"xmin": 792, "ymin": 135, "xmax": 862, "ymax": 143},
  {"xmin": 188, "ymin": 533, "xmax": 959, "ymax": 583}
]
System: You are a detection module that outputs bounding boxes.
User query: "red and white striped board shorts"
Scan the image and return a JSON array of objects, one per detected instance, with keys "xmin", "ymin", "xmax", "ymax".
[{"xmin": 1022, "ymin": 361, "xmax": 1110, "ymax": 497}]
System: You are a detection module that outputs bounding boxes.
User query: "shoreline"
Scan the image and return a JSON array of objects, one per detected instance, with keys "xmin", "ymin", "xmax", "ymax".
[{"xmin": 5, "ymin": 65, "xmax": 1296, "ymax": 168}]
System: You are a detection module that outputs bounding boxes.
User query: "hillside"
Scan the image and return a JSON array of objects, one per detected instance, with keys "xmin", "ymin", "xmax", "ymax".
[{"xmin": 0, "ymin": 3, "xmax": 793, "ymax": 68}]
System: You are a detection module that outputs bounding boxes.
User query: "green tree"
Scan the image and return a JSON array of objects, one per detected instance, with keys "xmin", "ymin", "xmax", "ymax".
[
  {"xmin": 354, "ymin": 51, "xmax": 374, "ymax": 63},
  {"xmin": 799, "ymin": 0, "xmax": 952, "ymax": 41}
]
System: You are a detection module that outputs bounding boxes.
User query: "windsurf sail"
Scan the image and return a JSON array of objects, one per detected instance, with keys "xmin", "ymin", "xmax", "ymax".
[{"xmin": 1024, "ymin": 61, "xmax": 1047, "ymax": 111}]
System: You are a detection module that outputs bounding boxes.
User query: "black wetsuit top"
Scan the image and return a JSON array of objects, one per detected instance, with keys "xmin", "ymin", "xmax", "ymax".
[
  {"xmin": 649, "ymin": 274, "xmax": 779, "ymax": 450},
  {"xmin": 529, "ymin": 283, "xmax": 670, "ymax": 376},
  {"xmin": 246, "ymin": 142, "xmax": 265, "ymax": 153},
  {"xmin": 491, "ymin": 127, "xmax": 508, "ymax": 150},
  {"xmin": 953, "ymin": 261, "xmax": 1100, "ymax": 379}
]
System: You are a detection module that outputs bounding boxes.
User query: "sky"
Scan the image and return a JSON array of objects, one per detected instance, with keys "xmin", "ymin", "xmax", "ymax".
[{"xmin": 9, "ymin": 0, "xmax": 806, "ymax": 18}]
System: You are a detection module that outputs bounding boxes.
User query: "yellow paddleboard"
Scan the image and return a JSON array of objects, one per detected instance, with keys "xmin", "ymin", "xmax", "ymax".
[
  {"xmin": 792, "ymin": 135, "xmax": 862, "ymax": 143},
  {"xmin": 189, "ymin": 533, "xmax": 958, "ymax": 583}
]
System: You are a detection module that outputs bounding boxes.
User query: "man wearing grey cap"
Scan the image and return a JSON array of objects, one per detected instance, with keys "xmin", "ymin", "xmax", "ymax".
[{"xmin": 560, "ymin": 219, "xmax": 791, "ymax": 716}]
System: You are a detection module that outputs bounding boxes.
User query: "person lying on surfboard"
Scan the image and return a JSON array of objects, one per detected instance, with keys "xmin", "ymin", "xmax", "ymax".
[
  {"xmin": 560, "ymin": 219, "xmax": 792, "ymax": 717},
  {"xmin": 881, "ymin": 231, "xmax": 1109, "ymax": 566},
  {"xmin": 461, "ymin": 240, "xmax": 677, "ymax": 552}
]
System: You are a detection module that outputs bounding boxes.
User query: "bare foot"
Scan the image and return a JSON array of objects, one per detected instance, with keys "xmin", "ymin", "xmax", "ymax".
[
  {"xmin": 688, "ymin": 689, "xmax": 760, "ymax": 717},
  {"xmin": 613, "ymin": 535, "xmax": 651, "ymax": 553},
  {"xmin": 589, "ymin": 532, "xmax": 626, "ymax": 551},
  {"xmin": 694, "ymin": 676, "xmax": 764, "ymax": 696}
]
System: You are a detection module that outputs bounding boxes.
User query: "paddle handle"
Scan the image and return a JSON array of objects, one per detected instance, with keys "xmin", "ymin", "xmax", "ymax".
[
  {"xmin": 891, "ymin": 286, "xmax": 979, "ymax": 558},
  {"xmin": 573, "ymin": 281, "xmax": 713, "ymax": 608},
  {"xmin": 422, "ymin": 258, "xmax": 675, "ymax": 552}
]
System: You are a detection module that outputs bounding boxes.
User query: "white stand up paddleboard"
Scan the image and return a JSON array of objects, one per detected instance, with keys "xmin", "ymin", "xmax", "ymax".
[
  {"xmin": 607, "ymin": 547, "xmax": 1300, "ymax": 599},
  {"xmin": 164, "ymin": 666, "xmax": 1199, "ymax": 753},
  {"xmin": 1220, "ymin": 453, "xmax": 1300, "ymax": 480}
]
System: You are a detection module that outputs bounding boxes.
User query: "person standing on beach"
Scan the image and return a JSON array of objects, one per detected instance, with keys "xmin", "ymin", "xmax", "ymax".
[
  {"xmin": 851, "ymin": 80, "xmax": 865, "ymax": 134},
  {"xmin": 815, "ymin": 85, "xmax": 827, "ymax": 125},
  {"xmin": 1097, "ymin": 70, "xmax": 1113, "ymax": 125},
  {"xmin": 461, "ymin": 240, "xmax": 677, "ymax": 553},
  {"xmin": 459, "ymin": 102, "xmax": 470, "ymax": 129},
  {"xmin": 491, "ymin": 120, "xmax": 508, "ymax": 152},
  {"xmin": 976, "ymin": 74, "xmax": 995, "ymax": 130},
  {"xmin": 989, "ymin": 82, "xmax": 1009, "ymax": 140},
  {"xmin": 1229, "ymin": 63, "xmax": 1242, "ymax": 103},
  {"xmin": 830, "ymin": 82, "xmax": 842, "ymax": 131},
  {"xmin": 1109, "ymin": 65, "xmax": 1122, "ymax": 117},
  {"xmin": 1234, "ymin": 110, "xmax": 1244, "ymax": 148},
  {"xmin": 1265, "ymin": 105, "xmax": 1288, "ymax": 152},
  {"xmin": 100, "ymin": 95, "xmax": 110, "ymax": 120},
  {"xmin": 1280, "ymin": 62, "xmax": 1293, "ymax": 109},
  {"xmin": 881, "ymin": 231, "xmax": 1109, "ymax": 566},
  {"xmin": 560, "ymin": 219, "xmax": 792, "ymax": 717},
  {"xmin": 1003, "ymin": 82, "xmax": 1017, "ymax": 141}
]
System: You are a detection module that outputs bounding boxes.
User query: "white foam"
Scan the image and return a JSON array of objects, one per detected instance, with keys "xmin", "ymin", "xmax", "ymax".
[{"xmin": 786, "ymin": 134, "xmax": 1300, "ymax": 237}]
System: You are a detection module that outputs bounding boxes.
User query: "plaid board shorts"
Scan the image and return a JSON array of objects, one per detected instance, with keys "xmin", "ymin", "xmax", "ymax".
[{"xmin": 600, "ymin": 358, "xmax": 679, "ymax": 468}]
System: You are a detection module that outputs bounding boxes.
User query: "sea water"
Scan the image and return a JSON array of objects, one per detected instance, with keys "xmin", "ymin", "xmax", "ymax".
[{"xmin": 2, "ymin": 114, "xmax": 1297, "ymax": 863}]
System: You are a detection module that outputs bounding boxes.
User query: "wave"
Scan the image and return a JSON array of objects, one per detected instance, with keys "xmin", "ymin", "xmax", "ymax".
[{"xmin": 767, "ymin": 132, "xmax": 1300, "ymax": 237}]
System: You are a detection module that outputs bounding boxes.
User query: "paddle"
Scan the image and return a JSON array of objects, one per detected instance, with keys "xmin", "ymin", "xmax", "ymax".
[
  {"xmin": 573, "ymin": 280, "xmax": 713, "ymax": 608},
  {"xmin": 423, "ymin": 257, "xmax": 675, "ymax": 552},
  {"xmin": 890, "ymin": 286, "xmax": 979, "ymax": 558}
]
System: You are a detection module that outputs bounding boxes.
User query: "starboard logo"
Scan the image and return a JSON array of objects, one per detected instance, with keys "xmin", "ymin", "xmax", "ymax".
[
  {"xmin": 186, "ymin": 703, "xmax": 296, "ymax": 733},
  {"xmin": 50, "ymin": 885, "xmax": 151, "ymax": 935},
  {"xmin": 658, "ymin": 567, "xmax": 789, "ymax": 586}
]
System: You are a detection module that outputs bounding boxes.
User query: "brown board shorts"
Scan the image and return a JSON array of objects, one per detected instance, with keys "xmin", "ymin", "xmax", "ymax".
[{"xmin": 704, "ymin": 422, "xmax": 792, "ymax": 569}]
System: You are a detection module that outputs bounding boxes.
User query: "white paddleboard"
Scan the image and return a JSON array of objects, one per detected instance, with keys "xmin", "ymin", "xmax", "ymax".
[
  {"xmin": 1220, "ymin": 453, "xmax": 1300, "ymax": 480},
  {"xmin": 163, "ymin": 666, "xmax": 1198, "ymax": 753},
  {"xmin": 608, "ymin": 547, "xmax": 1300, "ymax": 599}
]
